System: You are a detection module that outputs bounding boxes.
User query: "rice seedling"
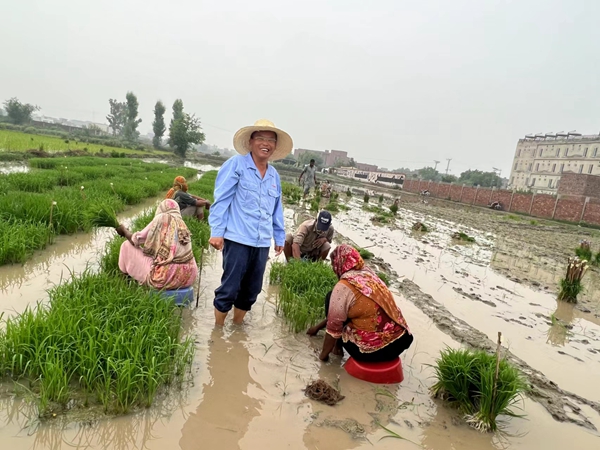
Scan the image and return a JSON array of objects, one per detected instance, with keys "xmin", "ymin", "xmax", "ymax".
[
  {"xmin": 412, "ymin": 222, "xmax": 429, "ymax": 232},
  {"xmin": 452, "ymin": 231, "xmax": 475, "ymax": 243},
  {"xmin": 269, "ymin": 260, "xmax": 338, "ymax": 333},
  {"xmin": 281, "ymin": 182, "xmax": 302, "ymax": 205},
  {"xmin": 377, "ymin": 271, "xmax": 390, "ymax": 286},
  {"xmin": 390, "ymin": 203, "xmax": 399, "ymax": 215},
  {"xmin": 86, "ymin": 203, "xmax": 120, "ymax": 228},
  {"xmin": 325, "ymin": 201, "xmax": 340, "ymax": 212},
  {"xmin": 364, "ymin": 193, "xmax": 370, "ymax": 203},
  {"xmin": 594, "ymin": 252, "xmax": 600, "ymax": 267},
  {"xmin": 378, "ymin": 194, "xmax": 384, "ymax": 203},
  {"xmin": 0, "ymin": 270, "xmax": 194, "ymax": 416},
  {"xmin": 371, "ymin": 214, "xmax": 391, "ymax": 224},
  {"xmin": 346, "ymin": 188, "xmax": 352, "ymax": 197},
  {"xmin": 558, "ymin": 257, "xmax": 588, "ymax": 303},
  {"xmin": 353, "ymin": 246, "xmax": 374, "ymax": 260},
  {"xmin": 310, "ymin": 199, "xmax": 319, "ymax": 212},
  {"xmin": 0, "ymin": 218, "xmax": 54, "ymax": 265},
  {"xmin": 431, "ymin": 344, "xmax": 527, "ymax": 432},
  {"xmin": 575, "ymin": 240, "xmax": 592, "ymax": 262}
]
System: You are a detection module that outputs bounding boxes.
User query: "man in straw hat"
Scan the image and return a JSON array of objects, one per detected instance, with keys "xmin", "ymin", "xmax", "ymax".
[{"xmin": 209, "ymin": 119, "xmax": 293, "ymax": 326}]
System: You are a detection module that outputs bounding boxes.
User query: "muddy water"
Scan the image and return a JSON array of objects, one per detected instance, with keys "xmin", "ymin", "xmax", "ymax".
[
  {"xmin": 334, "ymin": 200, "xmax": 600, "ymax": 403},
  {"xmin": 1, "ymin": 194, "xmax": 600, "ymax": 449},
  {"xmin": 0, "ymin": 163, "xmax": 29, "ymax": 174}
]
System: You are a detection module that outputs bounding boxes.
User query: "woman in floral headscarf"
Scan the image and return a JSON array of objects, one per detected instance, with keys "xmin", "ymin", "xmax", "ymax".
[
  {"xmin": 307, "ymin": 244, "xmax": 413, "ymax": 362},
  {"xmin": 166, "ymin": 176, "xmax": 211, "ymax": 221},
  {"xmin": 116, "ymin": 199, "xmax": 198, "ymax": 290}
]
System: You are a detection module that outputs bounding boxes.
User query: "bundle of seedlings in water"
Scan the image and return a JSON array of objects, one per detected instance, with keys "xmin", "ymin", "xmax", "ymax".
[
  {"xmin": 389, "ymin": 203, "xmax": 399, "ymax": 215},
  {"xmin": 412, "ymin": 222, "xmax": 429, "ymax": 232},
  {"xmin": 575, "ymin": 240, "xmax": 593, "ymax": 262},
  {"xmin": 269, "ymin": 260, "xmax": 338, "ymax": 333},
  {"xmin": 86, "ymin": 203, "xmax": 120, "ymax": 228},
  {"xmin": 346, "ymin": 188, "xmax": 352, "ymax": 198},
  {"xmin": 363, "ymin": 193, "xmax": 370, "ymax": 203},
  {"xmin": 431, "ymin": 336, "xmax": 527, "ymax": 432},
  {"xmin": 452, "ymin": 231, "xmax": 475, "ymax": 243},
  {"xmin": 558, "ymin": 257, "xmax": 588, "ymax": 303}
]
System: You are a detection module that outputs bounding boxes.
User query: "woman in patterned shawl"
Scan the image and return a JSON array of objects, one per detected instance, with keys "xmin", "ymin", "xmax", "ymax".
[
  {"xmin": 116, "ymin": 199, "xmax": 198, "ymax": 290},
  {"xmin": 307, "ymin": 244, "xmax": 413, "ymax": 362}
]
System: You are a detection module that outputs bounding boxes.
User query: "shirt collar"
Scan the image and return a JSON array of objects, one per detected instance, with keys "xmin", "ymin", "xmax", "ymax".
[{"xmin": 244, "ymin": 152, "xmax": 274, "ymax": 179}]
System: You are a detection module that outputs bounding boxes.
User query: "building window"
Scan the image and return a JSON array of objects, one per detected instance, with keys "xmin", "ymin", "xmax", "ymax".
[
  {"xmin": 579, "ymin": 165, "xmax": 584, "ymax": 174},
  {"xmin": 548, "ymin": 180, "xmax": 553, "ymax": 188},
  {"xmin": 535, "ymin": 163, "xmax": 539, "ymax": 171},
  {"xmin": 584, "ymin": 148, "xmax": 588, "ymax": 157},
  {"xmin": 594, "ymin": 148, "xmax": 598, "ymax": 157},
  {"xmin": 518, "ymin": 149, "xmax": 521, "ymax": 157},
  {"xmin": 564, "ymin": 148, "xmax": 568, "ymax": 157},
  {"xmin": 552, "ymin": 163, "xmax": 556, "ymax": 172},
  {"xmin": 560, "ymin": 164, "xmax": 564, "ymax": 173},
  {"xmin": 531, "ymin": 178, "xmax": 536, "ymax": 186},
  {"xmin": 514, "ymin": 162, "xmax": 518, "ymax": 170},
  {"xmin": 589, "ymin": 164, "xmax": 593, "ymax": 174},
  {"xmin": 528, "ymin": 163, "xmax": 533, "ymax": 171},
  {"xmin": 556, "ymin": 148, "xmax": 560, "ymax": 157}
]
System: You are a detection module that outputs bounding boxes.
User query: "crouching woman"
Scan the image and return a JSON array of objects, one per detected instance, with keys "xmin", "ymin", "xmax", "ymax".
[
  {"xmin": 116, "ymin": 199, "xmax": 198, "ymax": 290},
  {"xmin": 308, "ymin": 244, "xmax": 413, "ymax": 362}
]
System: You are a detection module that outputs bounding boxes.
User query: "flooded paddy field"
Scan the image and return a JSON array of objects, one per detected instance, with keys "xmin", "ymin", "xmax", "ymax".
[{"xmin": 0, "ymin": 171, "xmax": 599, "ymax": 449}]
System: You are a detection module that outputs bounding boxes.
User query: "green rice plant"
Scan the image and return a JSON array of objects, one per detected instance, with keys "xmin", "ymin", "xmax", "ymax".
[
  {"xmin": 364, "ymin": 193, "xmax": 370, "ymax": 203},
  {"xmin": 378, "ymin": 194, "xmax": 384, "ymax": 203},
  {"xmin": 376, "ymin": 271, "xmax": 390, "ymax": 286},
  {"xmin": 529, "ymin": 220, "xmax": 538, "ymax": 226},
  {"xmin": 558, "ymin": 257, "xmax": 588, "ymax": 303},
  {"xmin": 281, "ymin": 181, "xmax": 302, "ymax": 204},
  {"xmin": 183, "ymin": 217, "xmax": 211, "ymax": 263},
  {"xmin": 594, "ymin": 252, "xmax": 600, "ymax": 267},
  {"xmin": 310, "ymin": 199, "xmax": 319, "ymax": 212},
  {"xmin": 0, "ymin": 271, "xmax": 194, "ymax": 416},
  {"xmin": 86, "ymin": 203, "xmax": 120, "ymax": 228},
  {"xmin": 0, "ymin": 218, "xmax": 54, "ymax": 265},
  {"xmin": 575, "ymin": 240, "xmax": 592, "ymax": 262},
  {"xmin": 412, "ymin": 222, "xmax": 429, "ymax": 232},
  {"xmin": 452, "ymin": 231, "xmax": 475, "ymax": 243},
  {"xmin": 269, "ymin": 260, "xmax": 338, "ymax": 332},
  {"xmin": 346, "ymin": 188, "xmax": 352, "ymax": 197},
  {"xmin": 431, "ymin": 347, "xmax": 527, "ymax": 432},
  {"xmin": 338, "ymin": 204, "xmax": 350, "ymax": 211},
  {"xmin": 353, "ymin": 246, "xmax": 374, "ymax": 260},
  {"xmin": 325, "ymin": 200, "xmax": 339, "ymax": 212},
  {"xmin": 390, "ymin": 203, "xmax": 399, "ymax": 215}
]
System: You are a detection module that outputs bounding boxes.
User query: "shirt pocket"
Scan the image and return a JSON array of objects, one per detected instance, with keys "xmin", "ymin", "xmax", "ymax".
[
  {"xmin": 239, "ymin": 179, "xmax": 259, "ymax": 205},
  {"xmin": 264, "ymin": 188, "xmax": 279, "ymax": 215}
]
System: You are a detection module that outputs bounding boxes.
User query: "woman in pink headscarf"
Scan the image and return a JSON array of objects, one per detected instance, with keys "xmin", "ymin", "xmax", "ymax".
[
  {"xmin": 307, "ymin": 244, "xmax": 413, "ymax": 362},
  {"xmin": 116, "ymin": 199, "xmax": 198, "ymax": 290}
]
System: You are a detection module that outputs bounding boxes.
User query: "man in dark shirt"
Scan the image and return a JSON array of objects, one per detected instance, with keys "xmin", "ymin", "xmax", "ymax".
[
  {"xmin": 284, "ymin": 211, "xmax": 334, "ymax": 262},
  {"xmin": 173, "ymin": 190, "xmax": 211, "ymax": 220}
]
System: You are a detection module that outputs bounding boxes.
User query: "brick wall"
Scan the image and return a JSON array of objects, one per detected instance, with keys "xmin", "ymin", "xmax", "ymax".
[{"xmin": 392, "ymin": 179, "xmax": 600, "ymax": 226}]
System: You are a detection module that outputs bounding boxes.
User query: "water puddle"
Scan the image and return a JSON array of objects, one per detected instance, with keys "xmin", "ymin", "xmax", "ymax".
[{"xmin": 0, "ymin": 163, "xmax": 29, "ymax": 174}]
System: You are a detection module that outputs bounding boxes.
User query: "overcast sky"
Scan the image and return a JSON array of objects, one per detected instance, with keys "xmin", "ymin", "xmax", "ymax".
[{"xmin": 2, "ymin": 0, "xmax": 599, "ymax": 175}]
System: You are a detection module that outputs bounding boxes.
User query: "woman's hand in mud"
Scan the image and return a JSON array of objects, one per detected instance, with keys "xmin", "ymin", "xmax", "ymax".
[{"xmin": 209, "ymin": 237, "xmax": 224, "ymax": 250}]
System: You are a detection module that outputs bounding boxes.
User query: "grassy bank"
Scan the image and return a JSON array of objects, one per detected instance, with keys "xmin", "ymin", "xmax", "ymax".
[
  {"xmin": 0, "ymin": 171, "xmax": 217, "ymax": 418},
  {"xmin": 0, "ymin": 157, "xmax": 197, "ymax": 265},
  {"xmin": 0, "ymin": 129, "xmax": 170, "ymax": 156},
  {"xmin": 270, "ymin": 260, "xmax": 338, "ymax": 333}
]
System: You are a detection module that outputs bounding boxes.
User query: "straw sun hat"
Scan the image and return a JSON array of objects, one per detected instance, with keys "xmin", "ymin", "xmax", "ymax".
[{"xmin": 233, "ymin": 119, "xmax": 293, "ymax": 161}]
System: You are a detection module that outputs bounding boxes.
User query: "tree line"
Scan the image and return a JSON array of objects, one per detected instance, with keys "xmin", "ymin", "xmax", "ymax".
[
  {"xmin": 2, "ymin": 94, "xmax": 205, "ymax": 158},
  {"xmin": 395, "ymin": 166, "xmax": 502, "ymax": 187}
]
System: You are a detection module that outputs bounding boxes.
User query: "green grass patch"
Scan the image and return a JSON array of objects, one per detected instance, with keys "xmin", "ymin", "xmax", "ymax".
[
  {"xmin": 0, "ymin": 218, "xmax": 54, "ymax": 265},
  {"xmin": 269, "ymin": 260, "xmax": 338, "ymax": 333},
  {"xmin": 575, "ymin": 247, "xmax": 593, "ymax": 262},
  {"xmin": 431, "ymin": 347, "xmax": 527, "ymax": 432}
]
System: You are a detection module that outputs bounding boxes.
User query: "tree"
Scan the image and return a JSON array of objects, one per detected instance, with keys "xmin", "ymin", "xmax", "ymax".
[
  {"xmin": 106, "ymin": 99, "xmax": 126, "ymax": 136},
  {"xmin": 3, "ymin": 98, "xmax": 39, "ymax": 125},
  {"xmin": 298, "ymin": 151, "xmax": 324, "ymax": 167},
  {"xmin": 458, "ymin": 170, "xmax": 501, "ymax": 187},
  {"xmin": 168, "ymin": 99, "xmax": 205, "ymax": 158},
  {"xmin": 441, "ymin": 174, "xmax": 458, "ymax": 183},
  {"xmin": 122, "ymin": 91, "xmax": 142, "ymax": 142},
  {"xmin": 417, "ymin": 166, "xmax": 441, "ymax": 181},
  {"xmin": 152, "ymin": 100, "xmax": 166, "ymax": 149}
]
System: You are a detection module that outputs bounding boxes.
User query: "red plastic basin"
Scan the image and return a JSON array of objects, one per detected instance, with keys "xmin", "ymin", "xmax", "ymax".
[{"xmin": 344, "ymin": 357, "xmax": 404, "ymax": 384}]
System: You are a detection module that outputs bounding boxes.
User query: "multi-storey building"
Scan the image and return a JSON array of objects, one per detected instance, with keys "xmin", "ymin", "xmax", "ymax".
[
  {"xmin": 293, "ymin": 148, "xmax": 350, "ymax": 167},
  {"xmin": 508, "ymin": 132, "xmax": 600, "ymax": 194}
]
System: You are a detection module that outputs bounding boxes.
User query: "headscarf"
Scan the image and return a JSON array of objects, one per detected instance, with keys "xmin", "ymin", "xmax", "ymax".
[
  {"xmin": 166, "ymin": 176, "xmax": 189, "ymax": 199},
  {"xmin": 330, "ymin": 244, "xmax": 409, "ymax": 331},
  {"xmin": 142, "ymin": 199, "xmax": 193, "ymax": 266}
]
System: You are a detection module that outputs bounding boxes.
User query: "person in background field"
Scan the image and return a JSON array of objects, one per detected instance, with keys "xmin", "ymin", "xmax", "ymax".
[
  {"xmin": 208, "ymin": 119, "xmax": 292, "ymax": 326},
  {"xmin": 284, "ymin": 211, "xmax": 334, "ymax": 262},
  {"xmin": 307, "ymin": 244, "xmax": 413, "ymax": 362},
  {"xmin": 116, "ymin": 199, "xmax": 198, "ymax": 290},
  {"xmin": 299, "ymin": 159, "xmax": 317, "ymax": 198},
  {"xmin": 166, "ymin": 176, "xmax": 212, "ymax": 220}
]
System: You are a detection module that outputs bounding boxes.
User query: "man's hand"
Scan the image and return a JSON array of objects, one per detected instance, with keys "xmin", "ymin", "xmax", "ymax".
[
  {"xmin": 312, "ymin": 237, "xmax": 327, "ymax": 249},
  {"xmin": 274, "ymin": 245, "xmax": 283, "ymax": 256},
  {"xmin": 209, "ymin": 237, "xmax": 224, "ymax": 250}
]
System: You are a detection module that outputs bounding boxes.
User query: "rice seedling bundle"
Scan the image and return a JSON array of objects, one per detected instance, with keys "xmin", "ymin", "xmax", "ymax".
[
  {"xmin": 452, "ymin": 231, "xmax": 475, "ymax": 243},
  {"xmin": 575, "ymin": 240, "xmax": 593, "ymax": 262},
  {"xmin": 353, "ymin": 246, "xmax": 374, "ymax": 260},
  {"xmin": 431, "ymin": 347, "xmax": 527, "ymax": 432},
  {"xmin": 281, "ymin": 181, "xmax": 302, "ymax": 204},
  {"xmin": 389, "ymin": 203, "xmax": 399, "ymax": 215},
  {"xmin": 558, "ymin": 257, "xmax": 588, "ymax": 303},
  {"xmin": 86, "ymin": 203, "xmax": 120, "ymax": 228},
  {"xmin": 363, "ymin": 193, "xmax": 370, "ymax": 203},
  {"xmin": 346, "ymin": 188, "xmax": 352, "ymax": 197},
  {"xmin": 0, "ymin": 218, "xmax": 54, "ymax": 265},
  {"xmin": 0, "ymin": 271, "xmax": 194, "ymax": 415},
  {"xmin": 269, "ymin": 260, "xmax": 338, "ymax": 333}
]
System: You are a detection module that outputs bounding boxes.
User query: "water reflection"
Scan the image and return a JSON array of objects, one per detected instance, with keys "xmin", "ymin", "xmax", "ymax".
[{"xmin": 179, "ymin": 328, "xmax": 261, "ymax": 450}]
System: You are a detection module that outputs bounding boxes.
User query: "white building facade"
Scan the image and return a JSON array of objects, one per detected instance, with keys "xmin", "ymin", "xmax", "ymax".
[{"xmin": 508, "ymin": 132, "xmax": 600, "ymax": 194}]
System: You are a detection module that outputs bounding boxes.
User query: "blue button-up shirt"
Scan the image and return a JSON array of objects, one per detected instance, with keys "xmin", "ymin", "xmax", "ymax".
[{"xmin": 209, "ymin": 153, "xmax": 285, "ymax": 248}]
